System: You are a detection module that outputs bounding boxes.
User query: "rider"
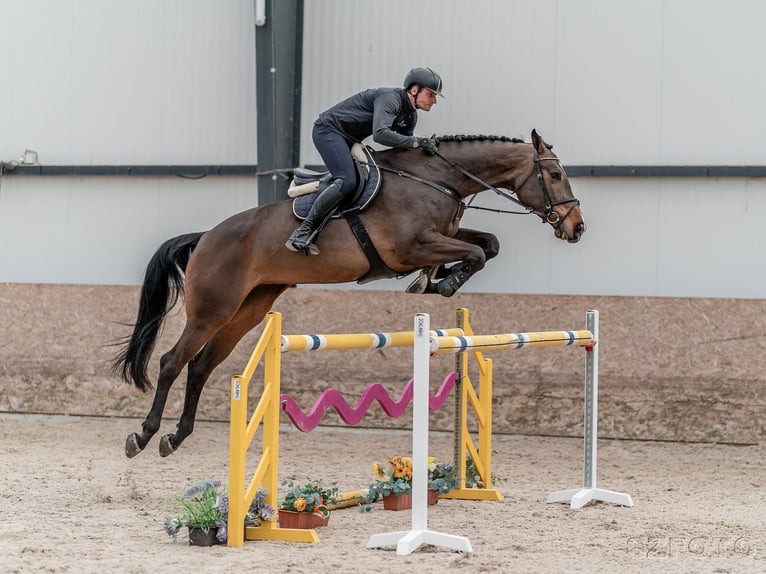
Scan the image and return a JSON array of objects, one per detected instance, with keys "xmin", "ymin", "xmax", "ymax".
[{"xmin": 285, "ymin": 67, "xmax": 445, "ymax": 255}]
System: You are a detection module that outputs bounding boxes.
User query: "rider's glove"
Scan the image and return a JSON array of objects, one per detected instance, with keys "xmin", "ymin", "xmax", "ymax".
[{"xmin": 416, "ymin": 135, "xmax": 439, "ymax": 155}]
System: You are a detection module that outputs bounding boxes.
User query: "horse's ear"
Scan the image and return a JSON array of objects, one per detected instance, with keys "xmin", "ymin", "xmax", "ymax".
[{"xmin": 531, "ymin": 129, "xmax": 552, "ymax": 153}]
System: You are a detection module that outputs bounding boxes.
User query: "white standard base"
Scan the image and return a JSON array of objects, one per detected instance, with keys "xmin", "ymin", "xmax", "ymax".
[
  {"xmin": 367, "ymin": 528, "xmax": 473, "ymax": 555},
  {"xmin": 546, "ymin": 487, "xmax": 633, "ymax": 509}
]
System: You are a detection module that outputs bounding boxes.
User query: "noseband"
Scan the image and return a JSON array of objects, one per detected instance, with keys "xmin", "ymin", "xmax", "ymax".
[{"xmin": 519, "ymin": 149, "xmax": 581, "ymax": 227}]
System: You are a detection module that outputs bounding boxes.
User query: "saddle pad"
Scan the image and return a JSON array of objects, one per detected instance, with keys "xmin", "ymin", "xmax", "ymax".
[{"xmin": 292, "ymin": 147, "xmax": 381, "ymax": 220}]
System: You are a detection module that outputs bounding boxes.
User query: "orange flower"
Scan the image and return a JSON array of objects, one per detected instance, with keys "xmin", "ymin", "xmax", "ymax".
[{"xmin": 294, "ymin": 497, "xmax": 307, "ymax": 512}]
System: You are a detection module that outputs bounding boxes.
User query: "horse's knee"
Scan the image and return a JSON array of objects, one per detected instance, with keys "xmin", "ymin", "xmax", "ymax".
[
  {"xmin": 465, "ymin": 248, "xmax": 487, "ymax": 272},
  {"xmin": 484, "ymin": 236, "xmax": 500, "ymax": 260}
]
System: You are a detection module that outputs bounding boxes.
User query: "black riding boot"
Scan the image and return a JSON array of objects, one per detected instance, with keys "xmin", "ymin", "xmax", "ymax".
[{"xmin": 285, "ymin": 179, "xmax": 345, "ymax": 255}]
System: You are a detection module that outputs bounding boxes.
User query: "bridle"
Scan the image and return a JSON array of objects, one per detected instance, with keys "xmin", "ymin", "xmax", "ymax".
[{"xmin": 433, "ymin": 145, "xmax": 581, "ymax": 228}]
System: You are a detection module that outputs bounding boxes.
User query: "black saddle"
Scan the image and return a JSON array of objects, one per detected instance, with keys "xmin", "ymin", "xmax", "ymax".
[{"xmin": 291, "ymin": 147, "xmax": 381, "ymax": 219}]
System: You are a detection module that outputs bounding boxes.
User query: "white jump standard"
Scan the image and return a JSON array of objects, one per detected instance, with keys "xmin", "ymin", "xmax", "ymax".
[
  {"xmin": 546, "ymin": 310, "xmax": 633, "ymax": 509},
  {"xmin": 367, "ymin": 313, "xmax": 473, "ymax": 555}
]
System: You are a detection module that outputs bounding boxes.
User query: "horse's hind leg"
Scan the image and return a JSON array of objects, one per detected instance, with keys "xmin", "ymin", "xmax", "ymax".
[
  {"xmin": 159, "ymin": 284, "xmax": 290, "ymax": 457},
  {"xmin": 125, "ymin": 324, "xmax": 219, "ymax": 457}
]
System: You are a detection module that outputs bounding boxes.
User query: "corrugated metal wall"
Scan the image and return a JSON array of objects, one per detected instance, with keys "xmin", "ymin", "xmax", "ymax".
[
  {"xmin": 1, "ymin": 1, "xmax": 765, "ymax": 297},
  {"xmin": 1, "ymin": 0, "xmax": 257, "ymax": 164},
  {"xmin": 0, "ymin": 0, "xmax": 259, "ymax": 284},
  {"xmin": 301, "ymin": 0, "xmax": 766, "ymax": 298}
]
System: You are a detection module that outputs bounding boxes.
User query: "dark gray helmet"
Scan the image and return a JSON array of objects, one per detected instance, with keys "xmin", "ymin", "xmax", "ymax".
[{"xmin": 404, "ymin": 67, "xmax": 444, "ymax": 97}]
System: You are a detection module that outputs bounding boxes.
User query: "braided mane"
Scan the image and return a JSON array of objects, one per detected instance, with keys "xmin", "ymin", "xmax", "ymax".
[{"xmin": 436, "ymin": 134, "xmax": 525, "ymax": 144}]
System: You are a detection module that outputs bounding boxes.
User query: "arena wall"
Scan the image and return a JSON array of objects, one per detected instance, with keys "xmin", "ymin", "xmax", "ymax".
[{"xmin": 2, "ymin": 283, "xmax": 764, "ymax": 445}]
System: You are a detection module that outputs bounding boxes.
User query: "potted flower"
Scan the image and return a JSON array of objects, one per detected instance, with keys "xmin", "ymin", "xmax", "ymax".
[
  {"xmin": 367, "ymin": 456, "xmax": 456, "ymax": 511},
  {"xmin": 278, "ymin": 478, "xmax": 338, "ymax": 529},
  {"xmin": 164, "ymin": 480, "xmax": 274, "ymax": 546},
  {"xmin": 428, "ymin": 459, "xmax": 458, "ymax": 498}
]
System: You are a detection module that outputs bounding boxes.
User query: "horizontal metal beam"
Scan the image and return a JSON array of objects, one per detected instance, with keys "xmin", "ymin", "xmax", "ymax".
[
  {"xmin": 1, "ymin": 164, "xmax": 260, "ymax": 177},
  {"xmin": 3, "ymin": 164, "xmax": 766, "ymax": 178},
  {"xmin": 564, "ymin": 165, "xmax": 766, "ymax": 177}
]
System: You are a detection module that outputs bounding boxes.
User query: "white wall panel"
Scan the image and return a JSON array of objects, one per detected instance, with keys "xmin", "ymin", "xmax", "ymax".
[
  {"xmin": 0, "ymin": 0, "xmax": 256, "ymax": 165},
  {"xmin": 0, "ymin": 176, "xmax": 258, "ymax": 284},
  {"xmin": 661, "ymin": 1, "xmax": 766, "ymax": 164},
  {"xmin": 555, "ymin": 1, "xmax": 665, "ymax": 164}
]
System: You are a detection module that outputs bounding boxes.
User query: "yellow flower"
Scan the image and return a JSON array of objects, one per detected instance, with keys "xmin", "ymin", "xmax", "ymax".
[
  {"xmin": 373, "ymin": 462, "xmax": 386, "ymax": 480},
  {"xmin": 294, "ymin": 497, "xmax": 307, "ymax": 512}
]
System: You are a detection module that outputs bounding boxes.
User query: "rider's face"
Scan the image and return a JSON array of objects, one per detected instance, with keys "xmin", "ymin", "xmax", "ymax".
[{"xmin": 414, "ymin": 88, "xmax": 438, "ymax": 111}]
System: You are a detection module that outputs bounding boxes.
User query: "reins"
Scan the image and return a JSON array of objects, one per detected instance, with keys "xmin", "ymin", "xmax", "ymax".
[
  {"xmin": 373, "ymin": 162, "xmax": 462, "ymax": 203},
  {"xmin": 366, "ymin": 140, "xmax": 580, "ymax": 228}
]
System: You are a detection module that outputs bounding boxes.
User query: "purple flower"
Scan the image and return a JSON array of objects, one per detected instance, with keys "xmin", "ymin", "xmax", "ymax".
[
  {"xmin": 214, "ymin": 494, "xmax": 229, "ymax": 513},
  {"xmin": 214, "ymin": 518, "xmax": 228, "ymax": 542},
  {"xmin": 164, "ymin": 516, "xmax": 181, "ymax": 537},
  {"xmin": 184, "ymin": 480, "xmax": 222, "ymax": 499}
]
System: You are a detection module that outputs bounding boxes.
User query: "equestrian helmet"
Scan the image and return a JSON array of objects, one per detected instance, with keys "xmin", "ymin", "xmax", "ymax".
[{"xmin": 404, "ymin": 67, "xmax": 444, "ymax": 97}]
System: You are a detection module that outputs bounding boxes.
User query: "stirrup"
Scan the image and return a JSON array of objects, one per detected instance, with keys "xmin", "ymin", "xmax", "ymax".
[{"xmin": 285, "ymin": 230, "xmax": 320, "ymax": 256}]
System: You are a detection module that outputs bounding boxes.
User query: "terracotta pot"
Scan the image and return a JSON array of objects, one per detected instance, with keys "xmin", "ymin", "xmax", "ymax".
[
  {"xmin": 187, "ymin": 525, "xmax": 221, "ymax": 546},
  {"xmin": 278, "ymin": 509, "xmax": 330, "ymax": 529},
  {"xmin": 382, "ymin": 490, "xmax": 439, "ymax": 511}
]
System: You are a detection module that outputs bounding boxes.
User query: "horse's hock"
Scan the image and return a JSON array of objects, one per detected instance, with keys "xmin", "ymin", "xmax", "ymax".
[{"xmin": 2, "ymin": 283, "xmax": 765, "ymax": 444}]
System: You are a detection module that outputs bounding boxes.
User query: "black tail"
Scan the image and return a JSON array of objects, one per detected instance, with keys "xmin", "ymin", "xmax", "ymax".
[{"xmin": 111, "ymin": 232, "xmax": 204, "ymax": 391}]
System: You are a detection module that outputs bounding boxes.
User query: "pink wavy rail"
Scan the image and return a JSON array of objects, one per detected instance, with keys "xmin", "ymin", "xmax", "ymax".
[{"xmin": 280, "ymin": 372, "xmax": 459, "ymax": 433}]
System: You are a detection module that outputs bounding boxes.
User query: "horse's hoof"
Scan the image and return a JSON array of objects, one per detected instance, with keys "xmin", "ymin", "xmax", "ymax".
[
  {"xmin": 125, "ymin": 433, "xmax": 144, "ymax": 458},
  {"xmin": 159, "ymin": 434, "xmax": 177, "ymax": 457},
  {"xmin": 406, "ymin": 273, "xmax": 429, "ymax": 294}
]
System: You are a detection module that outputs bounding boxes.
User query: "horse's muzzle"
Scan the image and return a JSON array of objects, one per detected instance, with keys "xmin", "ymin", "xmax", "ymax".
[{"xmin": 555, "ymin": 219, "xmax": 586, "ymax": 243}]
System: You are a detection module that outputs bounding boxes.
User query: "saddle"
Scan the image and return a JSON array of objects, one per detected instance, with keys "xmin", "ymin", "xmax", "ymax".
[
  {"xmin": 289, "ymin": 144, "xmax": 381, "ymax": 218},
  {"xmin": 288, "ymin": 145, "xmax": 396, "ymax": 283}
]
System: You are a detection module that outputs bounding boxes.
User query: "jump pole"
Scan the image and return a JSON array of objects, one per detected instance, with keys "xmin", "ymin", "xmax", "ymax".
[
  {"xmin": 546, "ymin": 310, "xmax": 633, "ymax": 508},
  {"xmin": 367, "ymin": 313, "xmax": 473, "ymax": 555}
]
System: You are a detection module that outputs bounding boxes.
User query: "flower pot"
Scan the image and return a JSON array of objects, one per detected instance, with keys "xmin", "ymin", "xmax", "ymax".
[
  {"xmin": 278, "ymin": 509, "xmax": 330, "ymax": 529},
  {"xmin": 382, "ymin": 490, "xmax": 439, "ymax": 511},
  {"xmin": 187, "ymin": 525, "xmax": 221, "ymax": 546},
  {"xmin": 382, "ymin": 492, "xmax": 411, "ymax": 511}
]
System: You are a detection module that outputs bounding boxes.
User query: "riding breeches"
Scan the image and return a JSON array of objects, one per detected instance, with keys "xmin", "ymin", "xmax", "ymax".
[{"xmin": 312, "ymin": 121, "xmax": 358, "ymax": 198}]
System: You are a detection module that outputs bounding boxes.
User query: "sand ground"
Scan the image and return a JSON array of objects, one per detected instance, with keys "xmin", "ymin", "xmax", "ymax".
[{"xmin": 2, "ymin": 413, "xmax": 765, "ymax": 573}]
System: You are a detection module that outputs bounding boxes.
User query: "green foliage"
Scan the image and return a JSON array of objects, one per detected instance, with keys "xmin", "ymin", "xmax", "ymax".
[{"xmin": 279, "ymin": 478, "xmax": 338, "ymax": 517}]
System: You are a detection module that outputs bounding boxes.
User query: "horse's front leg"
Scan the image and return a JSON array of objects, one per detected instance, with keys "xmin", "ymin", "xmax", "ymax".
[
  {"xmin": 454, "ymin": 227, "xmax": 500, "ymax": 262},
  {"xmin": 399, "ymin": 228, "xmax": 497, "ymax": 297}
]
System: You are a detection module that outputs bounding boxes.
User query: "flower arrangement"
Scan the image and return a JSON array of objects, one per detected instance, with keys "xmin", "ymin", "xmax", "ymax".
[
  {"xmin": 464, "ymin": 457, "xmax": 501, "ymax": 489},
  {"xmin": 428, "ymin": 459, "xmax": 459, "ymax": 495},
  {"xmin": 367, "ymin": 455, "xmax": 457, "ymax": 503},
  {"xmin": 279, "ymin": 478, "xmax": 338, "ymax": 517},
  {"xmin": 163, "ymin": 480, "xmax": 274, "ymax": 544}
]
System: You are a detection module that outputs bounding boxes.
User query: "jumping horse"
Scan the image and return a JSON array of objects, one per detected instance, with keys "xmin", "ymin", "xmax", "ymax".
[{"xmin": 113, "ymin": 129, "xmax": 585, "ymax": 458}]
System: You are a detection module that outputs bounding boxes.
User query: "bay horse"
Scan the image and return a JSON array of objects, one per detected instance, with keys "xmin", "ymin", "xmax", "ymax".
[{"xmin": 113, "ymin": 129, "xmax": 585, "ymax": 458}]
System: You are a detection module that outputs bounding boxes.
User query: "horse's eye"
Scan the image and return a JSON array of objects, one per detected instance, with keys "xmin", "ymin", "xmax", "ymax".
[{"xmin": 551, "ymin": 171, "xmax": 562, "ymax": 180}]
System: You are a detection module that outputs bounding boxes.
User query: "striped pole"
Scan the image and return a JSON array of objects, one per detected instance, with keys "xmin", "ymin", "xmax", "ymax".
[
  {"xmin": 431, "ymin": 330, "xmax": 593, "ymax": 354},
  {"xmin": 281, "ymin": 328, "xmax": 462, "ymax": 352}
]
